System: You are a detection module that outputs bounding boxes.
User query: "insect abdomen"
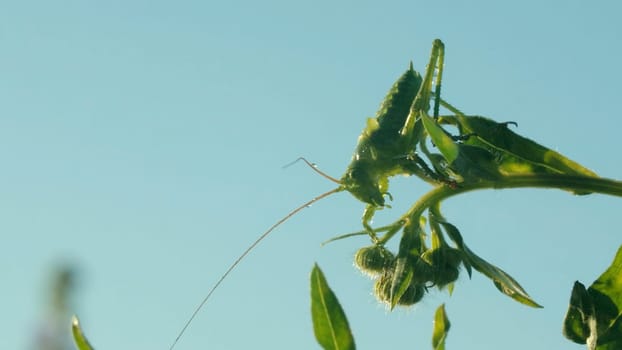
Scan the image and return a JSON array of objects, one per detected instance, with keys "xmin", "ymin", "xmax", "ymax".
[{"xmin": 371, "ymin": 65, "xmax": 422, "ymax": 148}]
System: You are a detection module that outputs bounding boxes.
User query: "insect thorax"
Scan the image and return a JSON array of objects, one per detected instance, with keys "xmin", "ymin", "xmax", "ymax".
[{"xmin": 340, "ymin": 66, "xmax": 426, "ymax": 207}]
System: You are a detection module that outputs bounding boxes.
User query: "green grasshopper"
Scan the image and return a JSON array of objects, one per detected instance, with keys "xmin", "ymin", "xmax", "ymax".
[
  {"xmin": 168, "ymin": 40, "xmax": 448, "ymax": 349},
  {"xmin": 170, "ymin": 35, "xmax": 603, "ymax": 346},
  {"xmin": 340, "ymin": 38, "xmax": 447, "ymax": 236}
]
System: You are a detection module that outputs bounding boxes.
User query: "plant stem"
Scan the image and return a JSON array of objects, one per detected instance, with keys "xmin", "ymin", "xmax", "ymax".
[{"xmin": 378, "ymin": 174, "xmax": 622, "ymax": 244}]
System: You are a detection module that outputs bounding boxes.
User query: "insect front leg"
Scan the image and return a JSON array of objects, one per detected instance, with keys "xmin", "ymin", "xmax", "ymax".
[
  {"xmin": 395, "ymin": 152, "xmax": 446, "ymax": 184},
  {"xmin": 362, "ymin": 204, "xmax": 379, "ymax": 242}
]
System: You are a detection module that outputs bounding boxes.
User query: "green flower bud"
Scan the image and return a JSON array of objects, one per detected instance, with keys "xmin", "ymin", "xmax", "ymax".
[
  {"xmin": 431, "ymin": 265, "xmax": 460, "ymax": 288},
  {"xmin": 396, "ymin": 282, "xmax": 425, "ymax": 306},
  {"xmin": 373, "ymin": 271, "xmax": 426, "ymax": 306},
  {"xmin": 422, "ymin": 247, "xmax": 462, "ymax": 269},
  {"xmin": 410, "ymin": 256, "xmax": 435, "ymax": 285},
  {"xmin": 421, "ymin": 247, "xmax": 462, "ymax": 288},
  {"xmin": 354, "ymin": 245, "xmax": 395, "ymax": 276},
  {"xmin": 374, "ymin": 272, "xmax": 393, "ymax": 303}
]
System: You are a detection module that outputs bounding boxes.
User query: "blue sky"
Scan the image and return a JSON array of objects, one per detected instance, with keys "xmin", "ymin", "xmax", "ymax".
[{"xmin": 2, "ymin": 1, "xmax": 622, "ymax": 349}]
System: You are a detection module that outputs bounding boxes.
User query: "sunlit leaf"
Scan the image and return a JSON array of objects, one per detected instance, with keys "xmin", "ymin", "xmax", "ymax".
[
  {"xmin": 71, "ymin": 315, "xmax": 95, "ymax": 350},
  {"xmin": 446, "ymin": 282, "xmax": 455, "ymax": 295},
  {"xmin": 421, "ymin": 111, "xmax": 459, "ymax": 163},
  {"xmin": 432, "ymin": 304, "xmax": 451, "ymax": 350},
  {"xmin": 310, "ymin": 264, "xmax": 356, "ymax": 350},
  {"xmin": 461, "ymin": 245, "xmax": 542, "ymax": 308},
  {"xmin": 448, "ymin": 114, "xmax": 597, "ymax": 177},
  {"xmin": 491, "ymin": 279, "xmax": 542, "ymax": 308},
  {"xmin": 439, "ymin": 114, "xmax": 598, "ymax": 195}
]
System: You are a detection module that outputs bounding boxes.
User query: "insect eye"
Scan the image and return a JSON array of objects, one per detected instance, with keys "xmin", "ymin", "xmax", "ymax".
[
  {"xmin": 341, "ymin": 163, "xmax": 385, "ymax": 207},
  {"xmin": 346, "ymin": 165, "xmax": 360, "ymax": 178}
]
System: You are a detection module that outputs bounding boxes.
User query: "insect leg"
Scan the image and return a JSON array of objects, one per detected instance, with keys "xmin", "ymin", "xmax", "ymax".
[
  {"xmin": 362, "ymin": 205, "xmax": 379, "ymax": 242},
  {"xmin": 399, "ymin": 39, "xmax": 445, "ymax": 140},
  {"xmin": 396, "ymin": 153, "xmax": 446, "ymax": 184},
  {"xmin": 432, "ymin": 41, "xmax": 445, "ymax": 118}
]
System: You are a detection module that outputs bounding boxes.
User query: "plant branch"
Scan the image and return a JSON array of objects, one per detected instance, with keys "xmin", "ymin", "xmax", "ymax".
[{"xmin": 378, "ymin": 174, "xmax": 622, "ymax": 244}]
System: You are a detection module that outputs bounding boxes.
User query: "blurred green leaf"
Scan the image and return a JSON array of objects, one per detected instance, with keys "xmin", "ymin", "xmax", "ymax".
[
  {"xmin": 563, "ymin": 245, "xmax": 622, "ymax": 349},
  {"xmin": 310, "ymin": 264, "xmax": 356, "ymax": 350},
  {"xmin": 71, "ymin": 315, "xmax": 95, "ymax": 350},
  {"xmin": 432, "ymin": 304, "xmax": 451, "ymax": 350}
]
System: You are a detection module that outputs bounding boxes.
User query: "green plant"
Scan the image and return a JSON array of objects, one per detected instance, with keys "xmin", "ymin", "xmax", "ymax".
[
  {"xmin": 72, "ymin": 39, "xmax": 622, "ymax": 350},
  {"xmin": 308, "ymin": 39, "xmax": 622, "ymax": 349}
]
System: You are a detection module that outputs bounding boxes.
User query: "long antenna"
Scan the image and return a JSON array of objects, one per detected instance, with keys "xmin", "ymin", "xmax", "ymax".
[
  {"xmin": 168, "ymin": 186, "xmax": 343, "ymax": 350},
  {"xmin": 282, "ymin": 157, "xmax": 341, "ymax": 184}
]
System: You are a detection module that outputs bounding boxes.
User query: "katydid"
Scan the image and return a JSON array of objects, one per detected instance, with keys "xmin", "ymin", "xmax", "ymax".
[
  {"xmin": 168, "ymin": 40, "xmax": 448, "ymax": 349},
  {"xmin": 341, "ymin": 39, "xmax": 447, "ymax": 236}
]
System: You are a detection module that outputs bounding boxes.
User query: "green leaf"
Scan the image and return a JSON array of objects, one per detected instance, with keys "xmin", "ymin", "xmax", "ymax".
[
  {"xmin": 563, "ymin": 281, "xmax": 596, "ymax": 346},
  {"xmin": 432, "ymin": 304, "xmax": 451, "ymax": 350},
  {"xmin": 421, "ymin": 112, "xmax": 459, "ymax": 163},
  {"xmin": 310, "ymin": 264, "xmax": 356, "ymax": 350},
  {"xmin": 465, "ymin": 117, "xmax": 597, "ymax": 176},
  {"xmin": 589, "ymin": 245, "xmax": 622, "ymax": 344},
  {"xmin": 422, "ymin": 112, "xmax": 504, "ymax": 182},
  {"xmin": 390, "ymin": 257, "xmax": 414, "ymax": 309},
  {"xmin": 461, "ymin": 245, "xmax": 542, "ymax": 308},
  {"xmin": 435, "ymin": 219, "xmax": 472, "ymax": 278},
  {"xmin": 439, "ymin": 114, "xmax": 597, "ymax": 192},
  {"xmin": 428, "ymin": 213, "xmax": 540, "ymax": 307},
  {"xmin": 563, "ymin": 245, "xmax": 622, "ymax": 349},
  {"xmin": 449, "ymin": 144, "xmax": 502, "ymax": 182},
  {"xmin": 71, "ymin": 315, "xmax": 95, "ymax": 350}
]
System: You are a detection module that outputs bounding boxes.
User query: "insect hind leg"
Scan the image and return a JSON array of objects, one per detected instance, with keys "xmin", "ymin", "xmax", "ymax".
[{"xmin": 410, "ymin": 39, "xmax": 446, "ymax": 118}]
